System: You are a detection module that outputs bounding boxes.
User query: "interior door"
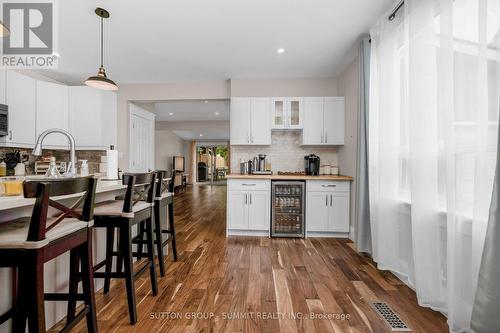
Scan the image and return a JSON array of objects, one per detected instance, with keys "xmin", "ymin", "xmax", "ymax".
[
  {"xmin": 227, "ymin": 191, "xmax": 248, "ymax": 230},
  {"xmin": 328, "ymin": 193, "xmax": 350, "ymax": 232},
  {"xmin": 306, "ymin": 191, "xmax": 329, "ymax": 232},
  {"xmin": 130, "ymin": 111, "xmax": 154, "ymax": 172},
  {"xmin": 302, "ymin": 97, "xmax": 324, "ymax": 145},
  {"xmin": 250, "ymin": 98, "xmax": 271, "ymax": 144},
  {"xmin": 323, "ymin": 97, "xmax": 345, "ymax": 145},
  {"xmin": 247, "ymin": 191, "xmax": 270, "ymax": 231}
]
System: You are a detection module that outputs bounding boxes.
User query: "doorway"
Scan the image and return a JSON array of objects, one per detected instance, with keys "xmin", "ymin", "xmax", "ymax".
[
  {"xmin": 129, "ymin": 103, "xmax": 155, "ymax": 172},
  {"xmin": 196, "ymin": 145, "xmax": 229, "ymax": 186}
]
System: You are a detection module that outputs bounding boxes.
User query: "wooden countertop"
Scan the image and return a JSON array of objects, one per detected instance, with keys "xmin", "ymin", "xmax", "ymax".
[
  {"xmin": 226, "ymin": 174, "xmax": 353, "ymax": 181},
  {"xmin": 0, "ymin": 179, "xmax": 127, "ymax": 211}
]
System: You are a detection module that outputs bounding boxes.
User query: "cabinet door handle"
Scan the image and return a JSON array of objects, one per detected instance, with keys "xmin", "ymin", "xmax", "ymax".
[
  {"xmin": 325, "ymin": 195, "xmax": 328, "ymax": 206},
  {"xmin": 321, "ymin": 132, "xmax": 324, "ymax": 143},
  {"xmin": 251, "ymin": 134, "xmax": 254, "ymax": 143},
  {"xmin": 249, "ymin": 193, "xmax": 252, "ymax": 205},
  {"xmin": 245, "ymin": 193, "xmax": 247, "ymax": 205},
  {"xmin": 9, "ymin": 130, "xmax": 12, "ymax": 140},
  {"xmin": 325, "ymin": 132, "xmax": 328, "ymax": 143},
  {"xmin": 330, "ymin": 194, "xmax": 333, "ymax": 206},
  {"xmin": 247, "ymin": 132, "xmax": 250, "ymax": 143}
]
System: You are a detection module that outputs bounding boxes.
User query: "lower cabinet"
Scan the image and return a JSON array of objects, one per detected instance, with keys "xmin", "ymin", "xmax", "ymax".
[
  {"xmin": 227, "ymin": 179, "xmax": 270, "ymax": 234},
  {"xmin": 306, "ymin": 181, "xmax": 350, "ymax": 234}
]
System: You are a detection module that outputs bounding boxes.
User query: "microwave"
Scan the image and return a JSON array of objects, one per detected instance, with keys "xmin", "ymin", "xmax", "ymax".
[{"xmin": 0, "ymin": 104, "xmax": 7, "ymax": 137}]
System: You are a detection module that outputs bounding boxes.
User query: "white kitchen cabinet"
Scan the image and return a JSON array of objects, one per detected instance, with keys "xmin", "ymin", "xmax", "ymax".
[
  {"xmin": 271, "ymin": 97, "xmax": 303, "ymax": 129},
  {"xmin": 0, "ymin": 70, "xmax": 6, "ymax": 104},
  {"xmin": 2, "ymin": 71, "xmax": 36, "ymax": 147},
  {"xmin": 247, "ymin": 191, "xmax": 270, "ymax": 230},
  {"xmin": 323, "ymin": 97, "xmax": 345, "ymax": 145},
  {"xmin": 36, "ymin": 81, "xmax": 69, "ymax": 147},
  {"xmin": 329, "ymin": 193, "xmax": 350, "ymax": 232},
  {"xmin": 302, "ymin": 97, "xmax": 324, "ymax": 144},
  {"xmin": 230, "ymin": 98, "xmax": 270, "ymax": 145},
  {"xmin": 68, "ymin": 86, "xmax": 117, "ymax": 150},
  {"xmin": 306, "ymin": 180, "xmax": 350, "ymax": 235},
  {"xmin": 227, "ymin": 191, "xmax": 248, "ymax": 230},
  {"xmin": 306, "ymin": 191, "xmax": 330, "ymax": 231},
  {"xmin": 227, "ymin": 179, "xmax": 270, "ymax": 235},
  {"xmin": 302, "ymin": 97, "xmax": 345, "ymax": 145}
]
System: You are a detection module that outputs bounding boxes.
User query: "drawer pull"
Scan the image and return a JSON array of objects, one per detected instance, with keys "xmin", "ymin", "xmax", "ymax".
[
  {"xmin": 321, "ymin": 184, "xmax": 337, "ymax": 187},
  {"xmin": 242, "ymin": 183, "xmax": 256, "ymax": 186}
]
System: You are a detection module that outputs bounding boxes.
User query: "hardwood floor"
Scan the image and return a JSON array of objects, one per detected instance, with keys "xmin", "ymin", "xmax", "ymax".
[{"xmin": 50, "ymin": 185, "xmax": 448, "ymax": 333}]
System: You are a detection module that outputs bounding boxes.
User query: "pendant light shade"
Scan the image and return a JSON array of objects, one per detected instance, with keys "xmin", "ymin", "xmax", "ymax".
[{"xmin": 85, "ymin": 8, "xmax": 118, "ymax": 91}]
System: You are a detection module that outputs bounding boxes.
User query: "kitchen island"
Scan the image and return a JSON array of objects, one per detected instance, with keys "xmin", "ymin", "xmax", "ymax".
[
  {"xmin": 0, "ymin": 178, "xmax": 127, "ymax": 333},
  {"xmin": 226, "ymin": 174, "xmax": 353, "ymax": 238}
]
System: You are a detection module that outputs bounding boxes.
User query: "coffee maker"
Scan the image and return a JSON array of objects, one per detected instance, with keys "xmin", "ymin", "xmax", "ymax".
[{"xmin": 304, "ymin": 154, "xmax": 320, "ymax": 175}]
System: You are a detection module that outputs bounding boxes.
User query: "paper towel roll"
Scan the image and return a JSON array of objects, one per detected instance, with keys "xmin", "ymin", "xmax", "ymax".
[{"xmin": 106, "ymin": 149, "xmax": 118, "ymax": 180}]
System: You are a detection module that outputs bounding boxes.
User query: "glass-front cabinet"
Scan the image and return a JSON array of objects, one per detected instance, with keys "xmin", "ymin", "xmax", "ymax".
[{"xmin": 271, "ymin": 97, "xmax": 303, "ymax": 129}]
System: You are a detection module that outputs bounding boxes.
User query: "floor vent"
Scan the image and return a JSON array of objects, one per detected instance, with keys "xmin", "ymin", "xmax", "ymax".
[{"xmin": 370, "ymin": 301, "xmax": 411, "ymax": 331}]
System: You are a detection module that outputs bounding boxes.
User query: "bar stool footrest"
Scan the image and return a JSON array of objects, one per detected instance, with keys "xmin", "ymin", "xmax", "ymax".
[
  {"xmin": 45, "ymin": 293, "xmax": 85, "ymax": 302},
  {"xmin": 60, "ymin": 306, "xmax": 89, "ymax": 333},
  {"xmin": 0, "ymin": 309, "xmax": 14, "ymax": 325}
]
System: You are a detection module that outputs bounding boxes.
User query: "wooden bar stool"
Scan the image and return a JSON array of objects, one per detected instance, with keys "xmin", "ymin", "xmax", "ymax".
[
  {"xmin": 91, "ymin": 172, "xmax": 157, "ymax": 325},
  {"xmin": 133, "ymin": 170, "xmax": 178, "ymax": 277},
  {"xmin": 0, "ymin": 177, "xmax": 98, "ymax": 333}
]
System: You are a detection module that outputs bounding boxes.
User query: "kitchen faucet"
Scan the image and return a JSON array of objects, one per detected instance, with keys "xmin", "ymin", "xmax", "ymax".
[{"xmin": 31, "ymin": 128, "xmax": 77, "ymax": 177}]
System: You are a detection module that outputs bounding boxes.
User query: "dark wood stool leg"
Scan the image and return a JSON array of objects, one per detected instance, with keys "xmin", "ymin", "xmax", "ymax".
[
  {"xmin": 120, "ymin": 225, "xmax": 137, "ymax": 324},
  {"xmin": 66, "ymin": 248, "xmax": 80, "ymax": 326},
  {"xmin": 154, "ymin": 203, "xmax": 166, "ymax": 277},
  {"xmin": 168, "ymin": 202, "xmax": 178, "ymax": 261},
  {"xmin": 80, "ymin": 231, "xmax": 98, "ymax": 333},
  {"xmin": 27, "ymin": 252, "xmax": 45, "ymax": 333},
  {"xmin": 137, "ymin": 221, "xmax": 145, "ymax": 260},
  {"xmin": 145, "ymin": 217, "xmax": 158, "ymax": 295},
  {"xmin": 12, "ymin": 266, "xmax": 27, "ymax": 332},
  {"xmin": 103, "ymin": 227, "xmax": 115, "ymax": 294}
]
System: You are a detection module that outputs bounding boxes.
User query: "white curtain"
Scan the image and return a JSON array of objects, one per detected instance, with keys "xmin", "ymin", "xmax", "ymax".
[{"xmin": 369, "ymin": 0, "xmax": 500, "ymax": 331}]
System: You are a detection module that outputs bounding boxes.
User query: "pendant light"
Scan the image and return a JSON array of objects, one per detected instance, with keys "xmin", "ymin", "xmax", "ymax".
[
  {"xmin": 0, "ymin": 21, "xmax": 9, "ymax": 37},
  {"xmin": 85, "ymin": 8, "xmax": 118, "ymax": 91}
]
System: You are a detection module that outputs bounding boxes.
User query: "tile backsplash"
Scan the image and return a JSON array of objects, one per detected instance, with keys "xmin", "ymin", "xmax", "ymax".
[
  {"xmin": 0, "ymin": 147, "xmax": 105, "ymax": 175},
  {"xmin": 230, "ymin": 131, "xmax": 338, "ymax": 173}
]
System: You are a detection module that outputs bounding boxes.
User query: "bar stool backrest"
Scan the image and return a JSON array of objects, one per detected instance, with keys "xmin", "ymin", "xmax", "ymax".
[
  {"xmin": 154, "ymin": 170, "xmax": 169, "ymax": 199},
  {"xmin": 121, "ymin": 172, "xmax": 157, "ymax": 214},
  {"xmin": 22, "ymin": 176, "xmax": 98, "ymax": 243}
]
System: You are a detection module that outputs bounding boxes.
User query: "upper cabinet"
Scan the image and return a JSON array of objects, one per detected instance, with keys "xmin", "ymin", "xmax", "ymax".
[
  {"xmin": 0, "ymin": 70, "xmax": 117, "ymax": 150},
  {"xmin": 230, "ymin": 97, "xmax": 271, "ymax": 145},
  {"xmin": 302, "ymin": 97, "xmax": 345, "ymax": 146},
  {"xmin": 2, "ymin": 71, "xmax": 36, "ymax": 147},
  {"xmin": 36, "ymin": 81, "xmax": 69, "ymax": 147},
  {"xmin": 271, "ymin": 97, "xmax": 303, "ymax": 129},
  {"xmin": 68, "ymin": 86, "xmax": 117, "ymax": 150}
]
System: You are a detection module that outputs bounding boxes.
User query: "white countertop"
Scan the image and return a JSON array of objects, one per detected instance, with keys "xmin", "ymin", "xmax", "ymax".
[{"xmin": 0, "ymin": 179, "xmax": 126, "ymax": 211}]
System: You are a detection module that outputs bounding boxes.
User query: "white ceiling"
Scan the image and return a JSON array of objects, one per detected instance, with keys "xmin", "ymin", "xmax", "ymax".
[
  {"xmin": 155, "ymin": 99, "xmax": 229, "ymax": 121},
  {"xmin": 172, "ymin": 130, "xmax": 229, "ymax": 141},
  {"xmin": 41, "ymin": 0, "xmax": 394, "ymax": 84}
]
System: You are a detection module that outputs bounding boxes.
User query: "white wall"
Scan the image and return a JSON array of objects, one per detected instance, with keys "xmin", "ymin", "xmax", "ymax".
[
  {"xmin": 155, "ymin": 129, "xmax": 186, "ymax": 171},
  {"xmin": 230, "ymin": 77, "xmax": 338, "ymax": 97},
  {"xmin": 337, "ymin": 57, "xmax": 360, "ymax": 239}
]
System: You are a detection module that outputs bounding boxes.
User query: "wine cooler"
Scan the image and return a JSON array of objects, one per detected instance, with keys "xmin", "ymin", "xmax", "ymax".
[{"xmin": 271, "ymin": 181, "xmax": 305, "ymax": 238}]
